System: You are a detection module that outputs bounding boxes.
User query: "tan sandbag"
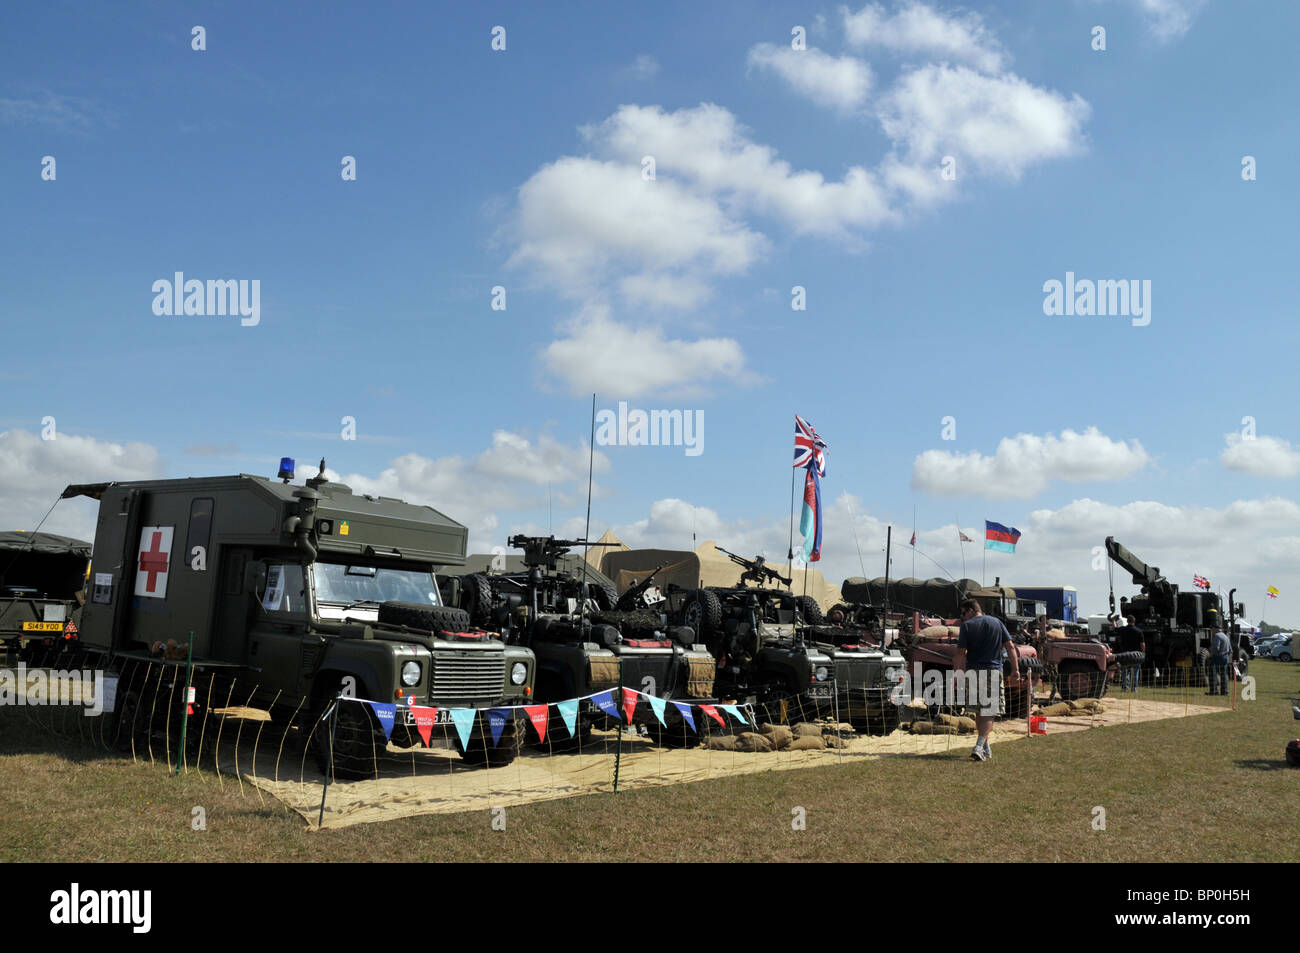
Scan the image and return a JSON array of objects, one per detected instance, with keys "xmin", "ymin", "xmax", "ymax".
[
  {"xmin": 706, "ymin": 735, "xmax": 738, "ymax": 751},
  {"xmin": 823, "ymin": 734, "xmax": 849, "ymax": 748},
  {"xmin": 1045, "ymin": 627, "xmax": 1067, "ymax": 639},
  {"xmin": 1040, "ymin": 702, "xmax": 1073, "ymax": 717},
  {"xmin": 759, "ymin": 724, "xmax": 794, "ymax": 749},
  {"xmin": 787, "ymin": 736, "xmax": 825, "ymax": 751},
  {"xmin": 936, "ymin": 713, "xmax": 977, "ymax": 733},
  {"xmin": 911, "ymin": 722, "xmax": 958, "ymax": 735},
  {"xmin": 919, "ymin": 625, "xmax": 960, "ymax": 640},
  {"xmin": 735, "ymin": 732, "xmax": 774, "ymax": 753},
  {"xmin": 792, "ymin": 722, "xmax": 823, "ymax": 739}
]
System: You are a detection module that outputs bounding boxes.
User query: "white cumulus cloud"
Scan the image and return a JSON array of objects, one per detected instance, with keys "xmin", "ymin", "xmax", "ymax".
[
  {"xmin": 1221, "ymin": 434, "xmax": 1300, "ymax": 479},
  {"xmin": 747, "ymin": 43, "xmax": 874, "ymax": 111},
  {"xmin": 841, "ymin": 1, "xmax": 1007, "ymax": 73},
  {"xmin": 911, "ymin": 427, "xmax": 1151, "ymax": 498},
  {"xmin": 541, "ymin": 306, "xmax": 752, "ymax": 398}
]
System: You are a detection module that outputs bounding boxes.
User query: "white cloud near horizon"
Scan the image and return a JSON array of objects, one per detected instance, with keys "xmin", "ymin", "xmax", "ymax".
[
  {"xmin": 1221, "ymin": 433, "xmax": 1300, "ymax": 479},
  {"xmin": 911, "ymin": 427, "xmax": 1151, "ymax": 498}
]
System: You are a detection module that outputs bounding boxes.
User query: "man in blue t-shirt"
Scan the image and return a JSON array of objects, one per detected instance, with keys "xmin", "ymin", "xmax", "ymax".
[{"xmin": 955, "ymin": 597, "xmax": 1020, "ymax": 762}]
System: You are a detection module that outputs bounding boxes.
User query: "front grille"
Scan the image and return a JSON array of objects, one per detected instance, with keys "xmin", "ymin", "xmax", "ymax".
[
  {"xmin": 834, "ymin": 659, "xmax": 882, "ymax": 688},
  {"xmin": 429, "ymin": 655, "xmax": 506, "ymax": 701}
]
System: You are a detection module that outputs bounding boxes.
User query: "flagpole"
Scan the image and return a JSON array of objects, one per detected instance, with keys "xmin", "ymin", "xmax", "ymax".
[
  {"xmin": 957, "ymin": 515, "xmax": 966, "ymax": 580},
  {"xmin": 786, "ymin": 459, "xmax": 797, "ymax": 591},
  {"xmin": 911, "ymin": 504, "xmax": 916, "ymax": 579},
  {"xmin": 981, "ymin": 521, "xmax": 986, "ymax": 587}
]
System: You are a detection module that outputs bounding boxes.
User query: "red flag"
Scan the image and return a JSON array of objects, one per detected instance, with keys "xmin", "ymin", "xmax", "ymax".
[
  {"xmin": 410, "ymin": 705, "xmax": 438, "ymax": 747},
  {"xmin": 699, "ymin": 704, "xmax": 726, "ymax": 727},
  {"xmin": 524, "ymin": 704, "xmax": 549, "ymax": 743},
  {"xmin": 622, "ymin": 688, "xmax": 640, "ymax": 725},
  {"xmin": 910, "ymin": 531, "xmax": 917, "ymax": 546}
]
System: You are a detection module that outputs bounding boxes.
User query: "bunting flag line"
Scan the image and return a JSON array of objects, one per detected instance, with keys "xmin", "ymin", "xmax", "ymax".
[
  {"xmin": 524, "ymin": 704, "xmax": 549, "ymax": 744},
  {"xmin": 673, "ymin": 701, "xmax": 696, "ymax": 733},
  {"xmin": 410, "ymin": 705, "xmax": 437, "ymax": 747},
  {"xmin": 488, "ymin": 708, "xmax": 509, "ymax": 747},
  {"xmin": 367, "ymin": 701, "xmax": 397, "ymax": 741},
  {"xmin": 622, "ymin": 687, "xmax": 640, "ymax": 725},
  {"xmin": 699, "ymin": 704, "xmax": 726, "ymax": 727},
  {"xmin": 450, "ymin": 708, "xmax": 476, "ymax": 749},
  {"xmin": 592, "ymin": 690, "xmax": 620, "ymax": 722},
  {"xmin": 339, "ymin": 687, "xmax": 752, "ymax": 744},
  {"xmin": 719, "ymin": 704, "xmax": 748, "ymax": 726},
  {"xmin": 556, "ymin": 698, "xmax": 579, "ymax": 738}
]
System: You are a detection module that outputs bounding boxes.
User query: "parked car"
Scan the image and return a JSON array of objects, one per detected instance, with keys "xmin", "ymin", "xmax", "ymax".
[{"xmin": 1263, "ymin": 636, "xmax": 1294, "ymax": 661}]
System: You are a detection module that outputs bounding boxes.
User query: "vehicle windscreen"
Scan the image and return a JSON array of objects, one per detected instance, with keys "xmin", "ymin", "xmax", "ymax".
[{"xmin": 312, "ymin": 563, "xmax": 441, "ymax": 620}]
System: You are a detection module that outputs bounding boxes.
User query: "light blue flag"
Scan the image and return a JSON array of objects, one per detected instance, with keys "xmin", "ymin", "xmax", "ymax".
[
  {"xmin": 647, "ymin": 694, "xmax": 667, "ymax": 727},
  {"xmin": 488, "ymin": 709, "xmax": 509, "ymax": 747},
  {"xmin": 367, "ymin": 702, "xmax": 397, "ymax": 740},
  {"xmin": 720, "ymin": 704, "xmax": 749, "ymax": 726},
  {"xmin": 672, "ymin": 702, "xmax": 696, "ymax": 733},
  {"xmin": 556, "ymin": 699, "xmax": 579, "ymax": 737},
  {"xmin": 450, "ymin": 708, "xmax": 476, "ymax": 749}
]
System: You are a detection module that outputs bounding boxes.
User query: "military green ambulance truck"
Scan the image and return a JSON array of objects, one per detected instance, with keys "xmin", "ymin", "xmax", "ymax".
[{"xmin": 63, "ymin": 459, "xmax": 535, "ymax": 777}]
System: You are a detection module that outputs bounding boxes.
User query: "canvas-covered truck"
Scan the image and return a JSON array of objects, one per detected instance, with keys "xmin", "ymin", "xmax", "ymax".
[
  {"xmin": 62, "ymin": 460, "xmax": 536, "ymax": 777},
  {"xmin": 0, "ymin": 532, "xmax": 91, "ymax": 662}
]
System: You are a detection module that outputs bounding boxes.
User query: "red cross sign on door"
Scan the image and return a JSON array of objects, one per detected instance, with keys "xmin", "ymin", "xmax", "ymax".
[{"xmin": 134, "ymin": 526, "xmax": 174, "ymax": 599}]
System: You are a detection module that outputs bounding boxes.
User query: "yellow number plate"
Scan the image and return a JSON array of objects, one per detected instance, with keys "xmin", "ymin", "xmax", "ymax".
[{"xmin": 21, "ymin": 622, "xmax": 64, "ymax": 632}]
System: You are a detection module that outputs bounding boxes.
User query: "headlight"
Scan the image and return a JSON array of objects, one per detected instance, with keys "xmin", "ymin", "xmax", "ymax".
[
  {"xmin": 815, "ymin": 666, "xmax": 829, "ymax": 682},
  {"xmin": 511, "ymin": 662, "xmax": 528, "ymax": 685},
  {"xmin": 401, "ymin": 661, "xmax": 421, "ymax": 687}
]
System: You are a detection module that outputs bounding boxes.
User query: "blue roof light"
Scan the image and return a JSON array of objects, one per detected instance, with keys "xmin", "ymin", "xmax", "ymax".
[{"xmin": 277, "ymin": 457, "xmax": 296, "ymax": 482}]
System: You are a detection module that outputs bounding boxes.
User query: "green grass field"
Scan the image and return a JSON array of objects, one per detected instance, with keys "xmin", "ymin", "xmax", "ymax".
[{"xmin": 2, "ymin": 661, "xmax": 1297, "ymax": 862}]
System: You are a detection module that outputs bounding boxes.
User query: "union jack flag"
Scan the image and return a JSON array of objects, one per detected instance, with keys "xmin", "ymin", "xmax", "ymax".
[
  {"xmin": 792, "ymin": 415, "xmax": 827, "ymax": 476},
  {"xmin": 1193, "ymin": 574, "xmax": 1210, "ymax": 590}
]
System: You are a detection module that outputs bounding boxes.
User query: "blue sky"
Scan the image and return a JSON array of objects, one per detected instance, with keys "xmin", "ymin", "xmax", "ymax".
[{"xmin": 2, "ymin": 0, "xmax": 1297, "ymax": 621}]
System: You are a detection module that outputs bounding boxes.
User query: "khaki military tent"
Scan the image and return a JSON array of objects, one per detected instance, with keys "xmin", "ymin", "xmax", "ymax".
[
  {"xmin": 583, "ymin": 528, "xmax": 629, "ymax": 569},
  {"xmin": 600, "ymin": 540, "xmax": 843, "ymax": 612}
]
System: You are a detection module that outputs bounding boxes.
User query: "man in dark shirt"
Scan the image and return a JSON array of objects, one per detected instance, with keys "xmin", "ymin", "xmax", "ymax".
[
  {"xmin": 955, "ymin": 597, "xmax": 1019, "ymax": 762},
  {"xmin": 1115, "ymin": 615, "xmax": 1146, "ymax": 692}
]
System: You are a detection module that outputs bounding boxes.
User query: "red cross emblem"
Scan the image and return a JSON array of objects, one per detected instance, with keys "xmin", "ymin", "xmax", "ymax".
[{"xmin": 138, "ymin": 530, "xmax": 170, "ymax": 593}]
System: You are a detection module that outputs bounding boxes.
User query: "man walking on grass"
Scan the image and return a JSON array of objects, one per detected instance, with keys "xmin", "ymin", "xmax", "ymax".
[{"xmin": 954, "ymin": 597, "xmax": 1020, "ymax": 762}]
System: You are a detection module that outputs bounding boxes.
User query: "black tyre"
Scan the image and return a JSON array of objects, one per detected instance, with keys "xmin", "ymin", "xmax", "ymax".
[
  {"xmin": 1280, "ymin": 652, "xmax": 1292, "ymax": 663},
  {"xmin": 796, "ymin": 596, "xmax": 824, "ymax": 625},
  {"xmin": 1004, "ymin": 681, "xmax": 1033, "ymax": 719},
  {"xmin": 680, "ymin": 589, "xmax": 723, "ymax": 643},
  {"xmin": 458, "ymin": 716, "xmax": 520, "ymax": 767},
  {"xmin": 459, "ymin": 573, "xmax": 496, "ymax": 627},
  {"xmin": 1114, "ymin": 651, "xmax": 1146, "ymax": 666},
  {"xmin": 854, "ymin": 699, "xmax": 901, "ymax": 736},
  {"xmin": 313, "ymin": 697, "xmax": 384, "ymax": 781},
  {"xmin": 377, "ymin": 602, "xmax": 472, "ymax": 634},
  {"xmin": 1057, "ymin": 661, "xmax": 1105, "ymax": 701}
]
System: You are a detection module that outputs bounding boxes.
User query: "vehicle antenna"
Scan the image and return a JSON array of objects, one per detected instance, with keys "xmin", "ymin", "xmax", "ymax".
[{"xmin": 579, "ymin": 394, "xmax": 596, "ymax": 630}]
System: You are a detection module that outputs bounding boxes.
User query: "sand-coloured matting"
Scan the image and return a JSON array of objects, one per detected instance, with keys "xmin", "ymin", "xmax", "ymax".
[{"xmin": 215, "ymin": 696, "xmax": 1228, "ymax": 829}]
